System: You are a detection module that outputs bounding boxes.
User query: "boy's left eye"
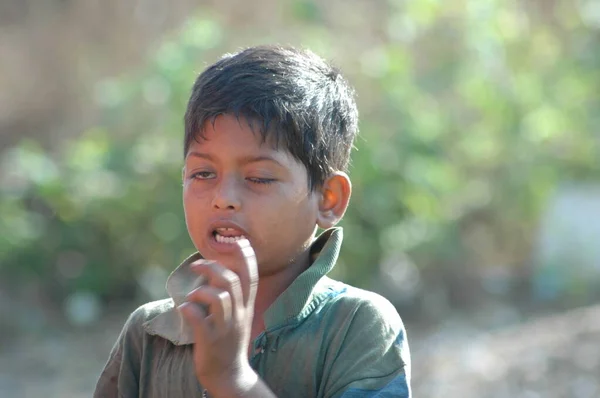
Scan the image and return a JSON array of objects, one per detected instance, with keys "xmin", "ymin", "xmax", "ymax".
[{"xmin": 247, "ymin": 177, "xmax": 275, "ymax": 185}]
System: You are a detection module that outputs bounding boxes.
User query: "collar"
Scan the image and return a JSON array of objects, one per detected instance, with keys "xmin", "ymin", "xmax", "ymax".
[{"xmin": 143, "ymin": 227, "xmax": 343, "ymax": 345}]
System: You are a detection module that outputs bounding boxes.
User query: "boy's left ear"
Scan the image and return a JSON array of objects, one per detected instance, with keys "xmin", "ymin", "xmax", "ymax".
[{"xmin": 316, "ymin": 171, "xmax": 352, "ymax": 229}]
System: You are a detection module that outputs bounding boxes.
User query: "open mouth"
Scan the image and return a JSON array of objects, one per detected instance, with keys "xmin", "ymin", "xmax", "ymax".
[{"xmin": 212, "ymin": 227, "xmax": 248, "ymax": 244}]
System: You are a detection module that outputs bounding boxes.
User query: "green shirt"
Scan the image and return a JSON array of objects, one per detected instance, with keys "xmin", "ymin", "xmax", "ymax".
[{"xmin": 94, "ymin": 228, "xmax": 411, "ymax": 397}]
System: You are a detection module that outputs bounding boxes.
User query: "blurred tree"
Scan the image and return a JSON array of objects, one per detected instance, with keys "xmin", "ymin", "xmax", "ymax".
[{"xmin": 0, "ymin": 0, "xmax": 598, "ymax": 320}]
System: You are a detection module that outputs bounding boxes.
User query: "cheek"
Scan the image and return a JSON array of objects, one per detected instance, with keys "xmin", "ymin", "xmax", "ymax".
[
  {"xmin": 182, "ymin": 191, "xmax": 194, "ymax": 220},
  {"xmin": 183, "ymin": 183, "xmax": 212, "ymax": 206},
  {"xmin": 281, "ymin": 193, "xmax": 319, "ymax": 225},
  {"xmin": 182, "ymin": 188, "xmax": 208, "ymax": 230}
]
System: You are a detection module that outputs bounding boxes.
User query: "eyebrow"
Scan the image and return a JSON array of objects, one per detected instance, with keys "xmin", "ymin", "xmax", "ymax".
[{"xmin": 186, "ymin": 152, "xmax": 284, "ymax": 167}]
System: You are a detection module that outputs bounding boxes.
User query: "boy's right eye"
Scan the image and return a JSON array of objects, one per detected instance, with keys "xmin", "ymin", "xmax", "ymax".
[{"xmin": 191, "ymin": 171, "xmax": 216, "ymax": 180}]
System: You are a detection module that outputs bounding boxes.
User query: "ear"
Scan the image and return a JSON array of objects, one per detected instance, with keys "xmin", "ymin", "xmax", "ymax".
[{"xmin": 316, "ymin": 171, "xmax": 352, "ymax": 229}]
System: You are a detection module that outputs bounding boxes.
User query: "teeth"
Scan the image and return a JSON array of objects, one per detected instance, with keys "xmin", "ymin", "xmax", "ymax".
[{"xmin": 215, "ymin": 233, "xmax": 247, "ymax": 244}]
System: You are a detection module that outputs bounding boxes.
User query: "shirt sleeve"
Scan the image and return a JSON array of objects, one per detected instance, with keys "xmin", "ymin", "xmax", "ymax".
[
  {"xmin": 322, "ymin": 294, "xmax": 411, "ymax": 398},
  {"xmin": 93, "ymin": 307, "xmax": 145, "ymax": 398}
]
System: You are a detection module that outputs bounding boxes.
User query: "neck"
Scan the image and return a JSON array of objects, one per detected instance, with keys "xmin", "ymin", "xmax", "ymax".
[{"xmin": 251, "ymin": 247, "xmax": 313, "ymax": 337}]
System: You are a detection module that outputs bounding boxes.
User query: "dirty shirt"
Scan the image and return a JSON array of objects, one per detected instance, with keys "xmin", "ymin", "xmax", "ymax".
[{"xmin": 94, "ymin": 228, "xmax": 411, "ymax": 397}]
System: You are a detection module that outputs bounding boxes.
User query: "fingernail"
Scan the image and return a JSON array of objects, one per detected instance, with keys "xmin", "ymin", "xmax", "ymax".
[
  {"xmin": 190, "ymin": 259, "xmax": 214, "ymax": 268},
  {"xmin": 236, "ymin": 239, "xmax": 250, "ymax": 248},
  {"xmin": 177, "ymin": 302, "xmax": 189, "ymax": 313}
]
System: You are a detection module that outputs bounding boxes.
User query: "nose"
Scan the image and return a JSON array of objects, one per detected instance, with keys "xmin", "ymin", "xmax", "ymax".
[{"xmin": 211, "ymin": 176, "xmax": 242, "ymax": 211}]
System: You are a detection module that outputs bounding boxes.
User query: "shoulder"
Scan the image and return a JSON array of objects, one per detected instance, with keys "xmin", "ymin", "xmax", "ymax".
[
  {"xmin": 314, "ymin": 277, "xmax": 408, "ymax": 356},
  {"xmin": 94, "ymin": 299, "xmax": 175, "ymax": 392},
  {"xmin": 120, "ymin": 298, "xmax": 175, "ymax": 334},
  {"xmin": 319, "ymin": 277, "xmax": 403, "ymax": 329},
  {"xmin": 315, "ymin": 279, "xmax": 411, "ymax": 395}
]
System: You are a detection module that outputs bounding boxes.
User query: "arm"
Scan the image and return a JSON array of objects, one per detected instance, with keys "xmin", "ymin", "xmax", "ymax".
[
  {"xmin": 322, "ymin": 295, "xmax": 411, "ymax": 398},
  {"xmin": 94, "ymin": 309, "xmax": 144, "ymax": 398},
  {"xmin": 94, "ymin": 337, "xmax": 123, "ymax": 398}
]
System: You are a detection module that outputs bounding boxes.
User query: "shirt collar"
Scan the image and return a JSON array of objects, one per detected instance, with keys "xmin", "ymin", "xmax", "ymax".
[
  {"xmin": 144, "ymin": 227, "xmax": 343, "ymax": 345},
  {"xmin": 263, "ymin": 227, "xmax": 343, "ymax": 329}
]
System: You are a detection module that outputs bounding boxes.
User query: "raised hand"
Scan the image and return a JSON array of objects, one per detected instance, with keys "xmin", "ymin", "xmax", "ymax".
[{"xmin": 178, "ymin": 239, "xmax": 260, "ymax": 396}]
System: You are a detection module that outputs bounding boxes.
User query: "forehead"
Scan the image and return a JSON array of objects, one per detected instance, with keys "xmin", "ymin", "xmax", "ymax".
[{"xmin": 187, "ymin": 114, "xmax": 295, "ymax": 163}]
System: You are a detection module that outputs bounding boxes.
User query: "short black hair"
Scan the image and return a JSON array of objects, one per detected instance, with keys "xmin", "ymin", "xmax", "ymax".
[{"xmin": 184, "ymin": 45, "xmax": 358, "ymax": 190}]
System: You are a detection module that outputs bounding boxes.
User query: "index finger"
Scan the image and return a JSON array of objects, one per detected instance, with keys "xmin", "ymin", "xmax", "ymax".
[{"xmin": 230, "ymin": 239, "xmax": 258, "ymax": 307}]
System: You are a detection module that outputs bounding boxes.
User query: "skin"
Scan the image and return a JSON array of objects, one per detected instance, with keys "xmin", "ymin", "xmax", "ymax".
[{"xmin": 178, "ymin": 114, "xmax": 351, "ymax": 397}]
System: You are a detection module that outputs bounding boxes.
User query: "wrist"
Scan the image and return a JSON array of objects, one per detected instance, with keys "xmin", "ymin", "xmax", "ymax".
[{"xmin": 202, "ymin": 362, "xmax": 258, "ymax": 398}]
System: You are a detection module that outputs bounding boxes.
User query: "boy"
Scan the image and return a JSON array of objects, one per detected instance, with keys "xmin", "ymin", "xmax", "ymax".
[{"xmin": 94, "ymin": 45, "xmax": 411, "ymax": 397}]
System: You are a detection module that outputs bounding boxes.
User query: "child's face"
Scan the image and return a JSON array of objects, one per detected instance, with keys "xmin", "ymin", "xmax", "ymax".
[{"xmin": 183, "ymin": 114, "xmax": 320, "ymax": 275}]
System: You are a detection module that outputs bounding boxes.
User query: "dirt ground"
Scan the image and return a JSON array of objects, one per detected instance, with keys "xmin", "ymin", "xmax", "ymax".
[
  {"xmin": 411, "ymin": 304, "xmax": 600, "ymax": 397},
  {"xmin": 1, "ymin": 302, "xmax": 598, "ymax": 397}
]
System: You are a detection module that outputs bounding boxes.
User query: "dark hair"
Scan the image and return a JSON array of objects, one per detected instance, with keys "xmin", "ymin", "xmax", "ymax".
[{"xmin": 184, "ymin": 45, "xmax": 358, "ymax": 190}]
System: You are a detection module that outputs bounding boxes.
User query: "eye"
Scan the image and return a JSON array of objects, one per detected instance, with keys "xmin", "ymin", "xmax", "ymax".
[
  {"xmin": 191, "ymin": 171, "xmax": 216, "ymax": 180},
  {"xmin": 247, "ymin": 177, "xmax": 275, "ymax": 185}
]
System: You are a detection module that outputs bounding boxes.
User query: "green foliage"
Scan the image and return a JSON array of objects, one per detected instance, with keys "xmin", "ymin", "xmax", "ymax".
[{"xmin": 1, "ymin": 1, "xmax": 599, "ymax": 310}]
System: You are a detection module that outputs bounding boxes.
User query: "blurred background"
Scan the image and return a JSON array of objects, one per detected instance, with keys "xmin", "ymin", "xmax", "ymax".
[{"xmin": 1, "ymin": 0, "xmax": 599, "ymax": 397}]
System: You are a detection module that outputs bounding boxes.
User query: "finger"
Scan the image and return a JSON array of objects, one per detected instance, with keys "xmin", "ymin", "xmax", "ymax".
[
  {"xmin": 189, "ymin": 261, "xmax": 244, "ymax": 318},
  {"xmin": 178, "ymin": 301, "xmax": 211, "ymax": 342},
  {"xmin": 186, "ymin": 286, "xmax": 233, "ymax": 330},
  {"xmin": 234, "ymin": 239, "xmax": 258, "ymax": 307}
]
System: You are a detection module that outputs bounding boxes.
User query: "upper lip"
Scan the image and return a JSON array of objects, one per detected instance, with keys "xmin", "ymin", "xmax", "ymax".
[{"xmin": 208, "ymin": 219, "xmax": 249, "ymax": 237}]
